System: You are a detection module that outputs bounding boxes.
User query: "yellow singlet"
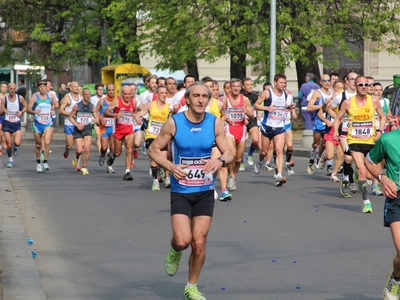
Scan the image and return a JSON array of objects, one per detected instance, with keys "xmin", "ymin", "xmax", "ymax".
[
  {"xmin": 145, "ymin": 101, "xmax": 170, "ymax": 140},
  {"xmin": 347, "ymin": 95, "xmax": 376, "ymax": 145},
  {"xmin": 207, "ymin": 98, "xmax": 221, "ymax": 118}
]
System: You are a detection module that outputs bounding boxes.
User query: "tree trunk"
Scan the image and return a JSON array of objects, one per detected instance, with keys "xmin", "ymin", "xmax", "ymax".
[
  {"xmin": 186, "ymin": 60, "xmax": 199, "ymax": 80},
  {"xmin": 295, "ymin": 45, "xmax": 320, "ymax": 90}
]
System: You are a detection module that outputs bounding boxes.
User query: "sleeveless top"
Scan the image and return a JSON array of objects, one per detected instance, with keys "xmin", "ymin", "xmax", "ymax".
[
  {"xmin": 226, "ymin": 95, "xmax": 246, "ymax": 127},
  {"xmin": 347, "ymin": 95, "xmax": 376, "ymax": 145},
  {"xmin": 33, "ymin": 93, "xmax": 52, "ymax": 126},
  {"xmin": 171, "ymin": 112, "xmax": 216, "ymax": 194},
  {"xmin": 114, "ymin": 97, "xmax": 135, "ymax": 132},
  {"xmin": 64, "ymin": 93, "xmax": 82, "ymax": 126},
  {"xmin": 261, "ymin": 88, "xmax": 287, "ymax": 128},
  {"xmin": 75, "ymin": 101, "xmax": 94, "ymax": 128},
  {"xmin": 4, "ymin": 95, "xmax": 22, "ymax": 125},
  {"xmin": 145, "ymin": 101, "xmax": 170, "ymax": 140}
]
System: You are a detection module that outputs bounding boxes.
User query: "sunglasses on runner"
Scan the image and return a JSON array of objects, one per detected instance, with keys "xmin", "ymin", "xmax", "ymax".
[
  {"xmin": 356, "ymin": 82, "xmax": 370, "ymax": 87},
  {"xmin": 322, "ymin": 79, "xmax": 331, "ymax": 82}
]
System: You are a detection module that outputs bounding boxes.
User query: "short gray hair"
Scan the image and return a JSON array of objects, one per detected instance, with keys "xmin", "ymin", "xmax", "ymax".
[{"xmin": 306, "ymin": 73, "xmax": 316, "ymax": 81}]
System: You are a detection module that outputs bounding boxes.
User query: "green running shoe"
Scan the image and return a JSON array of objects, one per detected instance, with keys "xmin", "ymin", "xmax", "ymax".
[
  {"xmin": 165, "ymin": 248, "xmax": 183, "ymax": 276},
  {"xmin": 383, "ymin": 271, "xmax": 400, "ymax": 300},
  {"xmin": 362, "ymin": 202, "xmax": 373, "ymax": 213},
  {"xmin": 184, "ymin": 285, "xmax": 206, "ymax": 300}
]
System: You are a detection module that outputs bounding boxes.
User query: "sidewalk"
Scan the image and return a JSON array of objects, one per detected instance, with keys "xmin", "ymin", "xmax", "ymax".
[{"xmin": 0, "ymin": 165, "xmax": 47, "ymax": 300}]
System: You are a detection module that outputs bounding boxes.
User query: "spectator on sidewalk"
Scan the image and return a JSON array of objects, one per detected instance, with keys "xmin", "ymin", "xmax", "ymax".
[{"xmin": 299, "ymin": 73, "xmax": 320, "ymax": 130}]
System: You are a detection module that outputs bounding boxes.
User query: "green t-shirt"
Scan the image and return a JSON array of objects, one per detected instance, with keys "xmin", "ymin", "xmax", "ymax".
[{"xmin": 367, "ymin": 129, "xmax": 400, "ymax": 191}]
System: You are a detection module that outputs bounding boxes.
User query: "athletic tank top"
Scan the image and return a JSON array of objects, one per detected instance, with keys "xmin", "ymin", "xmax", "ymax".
[
  {"xmin": 226, "ymin": 95, "xmax": 246, "ymax": 127},
  {"xmin": 75, "ymin": 101, "xmax": 94, "ymax": 127},
  {"xmin": 100, "ymin": 98, "xmax": 115, "ymax": 128},
  {"xmin": 262, "ymin": 88, "xmax": 286, "ymax": 128},
  {"xmin": 64, "ymin": 93, "xmax": 82, "ymax": 126},
  {"xmin": 145, "ymin": 101, "xmax": 170, "ymax": 140},
  {"xmin": 171, "ymin": 112, "xmax": 216, "ymax": 194},
  {"xmin": 114, "ymin": 97, "xmax": 135, "ymax": 132},
  {"xmin": 347, "ymin": 95, "xmax": 376, "ymax": 145},
  {"xmin": 207, "ymin": 98, "xmax": 221, "ymax": 118},
  {"xmin": 33, "ymin": 93, "xmax": 52, "ymax": 125},
  {"xmin": 4, "ymin": 95, "xmax": 21, "ymax": 124},
  {"xmin": 313, "ymin": 89, "xmax": 333, "ymax": 131}
]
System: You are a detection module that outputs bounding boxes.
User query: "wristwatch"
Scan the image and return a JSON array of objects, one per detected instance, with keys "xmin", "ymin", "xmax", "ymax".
[
  {"xmin": 378, "ymin": 174, "xmax": 385, "ymax": 183},
  {"xmin": 218, "ymin": 156, "xmax": 226, "ymax": 167}
]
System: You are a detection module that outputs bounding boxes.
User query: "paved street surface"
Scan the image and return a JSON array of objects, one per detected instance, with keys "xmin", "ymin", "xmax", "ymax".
[{"xmin": 1, "ymin": 143, "xmax": 393, "ymax": 300}]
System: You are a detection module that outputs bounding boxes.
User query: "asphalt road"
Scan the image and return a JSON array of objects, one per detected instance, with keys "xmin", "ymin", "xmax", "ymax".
[{"xmin": 1, "ymin": 143, "xmax": 393, "ymax": 300}]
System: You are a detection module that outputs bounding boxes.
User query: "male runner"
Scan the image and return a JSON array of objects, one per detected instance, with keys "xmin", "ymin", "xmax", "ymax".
[
  {"xmin": 27, "ymin": 80, "xmax": 57, "ymax": 172},
  {"xmin": 0, "ymin": 83, "xmax": 27, "ymax": 167},
  {"xmin": 254, "ymin": 74, "xmax": 296, "ymax": 186},
  {"xmin": 136, "ymin": 86, "xmax": 171, "ymax": 190},
  {"xmin": 69, "ymin": 88, "xmax": 99, "ymax": 175},
  {"xmin": 97, "ymin": 84, "xmax": 116, "ymax": 173},
  {"xmin": 105, "ymin": 85, "xmax": 140, "ymax": 180},
  {"xmin": 148, "ymin": 82, "xmax": 233, "ymax": 300},
  {"xmin": 59, "ymin": 81, "xmax": 82, "ymax": 161},
  {"xmin": 0, "ymin": 81, "xmax": 7, "ymax": 155},
  {"xmin": 224, "ymin": 78, "xmax": 253, "ymax": 191},
  {"xmin": 364, "ymin": 122, "xmax": 400, "ymax": 300},
  {"xmin": 90, "ymin": 83, "xmax": 105, "ymax": 153},
  {"xmin": 333, "ymin": 75, "xmax": 386, "ymax": 213}
]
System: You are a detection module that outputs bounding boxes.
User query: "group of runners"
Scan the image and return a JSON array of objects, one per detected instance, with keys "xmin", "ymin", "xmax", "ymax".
[{"xmin": 2, "ymin": 72, "xmax": 400, "ymax": 300}]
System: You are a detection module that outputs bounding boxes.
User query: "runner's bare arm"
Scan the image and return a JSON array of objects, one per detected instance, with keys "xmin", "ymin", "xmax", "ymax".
[
  {"xmin": 104, "ymin": 99, "xmax": 120, "ymax": 118},
  {"xmin": 254, "ymin": 90, "xmax": 271, "ymax": 111},
  {"xmin": 59, "ymin": 95, "xmax": 71, "ymax": 116}
]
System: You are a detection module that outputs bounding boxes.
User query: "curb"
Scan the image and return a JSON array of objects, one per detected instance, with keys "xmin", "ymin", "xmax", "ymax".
[{"xmin": 0, "ymin": 165, "xmax": 47, "ymax": 300}]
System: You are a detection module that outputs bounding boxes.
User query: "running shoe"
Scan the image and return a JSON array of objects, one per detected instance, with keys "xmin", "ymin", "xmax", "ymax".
[
  {"xmin": 307, "ymin": 164, "xmax": 314, "ymax": 174},
  {"xmin": 239, "ymin": 163, "xmax": 245, "ymax": 172},
  {"xmin": 231, "ymin": 178, "xmax": 237, "ymax": 191},
  {"xmin": 326, "ymin": 167, "xmax": 333, "ymax": 176},
  {"xmin": 337, "ymin": 165, "xmax": 344, "ymax": 174},
  {"xmin": 363, "ymin": 202, "xmax": 373, "ymax": 213},
  {"xmin": 254, "ymin": 160, "xmax": 265, "ymax": 174},
  {"xmin": 184, "ymin": 285, "xmax": 206, "ymax": 300},
  {"xmin": 131, "ymin": 160, "xmax": 135, "ymax": 169},
  {"xmin": 350, "ymin": 183, "xmax": 358, "ymax": 193},
  {"xmin": 264, "ymin": 162, "xmax": 274, "ymax": 172},
  {"xmin": 98, "ymin": 155, "xmax": 106, "ymax": 166},
  {"xmin": 63, "ymin": 148, "xmax": 69, "ymax": 158},
  {"xmin": 107, "ymin": 155, "xmax": 115, "ymax": 167},
  {"xmin": 352, "ymin": 163, "xmax": 359, "ymax": 184},
  {"xmin": 81, "ymin": 168, "xmax": 89, "ymax": 175},
  {"xmin": 133, "ymin": 149, "xmax": 139, "ymax": 159},
  {"xmin": 123, "ymin": 172, "xmax": 133, "ymax": 181},
  {"xmin": 13, "ymin": 146, "xmax": 18, "ymax": 156},
  {"xmin": 72, "ymin": 158, "xmax": 78, "ymax": 167},
  {"xmin": 372, "ymin": 185, "xmax": 384, "ymax": 196},
  {"xmin": 75, "ymin": 165, "xmax": 81, "ymax": 171},
  {"xmin": 164, "ymin": 177, "xmax": 171, "ymax": 188},
  {"xmin": 40, "ymin": 151, "xmax": 44, "ymax": 163},
  {"xmin": 315, "ymin": 158, "xmax": 320, "ymax": 169},
  {"xmin": 219, "ymin": 190, "xmax": 233, "ymax": 201},
  {"xmin": 152, "ymin": 179, "xmax": 160, "ymax": 191},
  {"xmin": 289, "ymin": 159, "xmax": 295, "ymax": 167},
  {"xmin": 36, "ymin": 163, "xmax": 42, "ymax": 173},
  {"xmin": 275, "ymin": 175, "xmax": 287, "ymax": 187},
  {"xmin": 340, "ymin": 180, "xmax": 351, "ymax": 198},
  {"xmin": 285, "ymin": 163, "xmax": 295, "ymax": 175},
  {"xmin": 366, "ymin": 179, "xmax": 373, "ymax": 186},
  {"xmin": 318, "ymin": 159, "xmax": 326, "ymax": 170},
  {"xmin": 43, "ymin": 162, "xmax": 50, "ymax": 170},
  {"xmin": 106, "ymin": 166, "xmax": 115, "ymax": 173},
  {"xmin": 245, "ymin": 154, "xmax": 254, "ymax": 166},
  {"xmin": 165, "ymin": 248, "xmax": 183, "ymax": 276},
  {"xmin": 227, "ymin": 175, "xmax": 235, "ymax": 190},
  {"xmin": 6, "ymin": 161, "xmax": 13, "ymax": 168},
  {"xmin": 330, "ymin": 174, "xmax": 340, "ymax": 182},
  {"xmin": 383, "ymin": 271, "xmax": 400, "ymax": 300}
]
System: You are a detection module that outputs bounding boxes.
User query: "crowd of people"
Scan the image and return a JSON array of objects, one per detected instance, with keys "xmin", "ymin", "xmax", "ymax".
[{"xmin": 1, "ymin": 71, "xmax": 400, "ymax": 300}]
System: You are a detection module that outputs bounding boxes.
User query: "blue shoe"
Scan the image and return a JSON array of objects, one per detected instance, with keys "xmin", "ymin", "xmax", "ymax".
[
  {"xmin": 219, "ymin": 190, "xmax": 233, "ymax": 201},
  {"xmin": 6, "ymin": 161, "xmax": 13, "ymax": 168}
]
